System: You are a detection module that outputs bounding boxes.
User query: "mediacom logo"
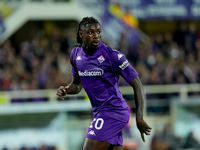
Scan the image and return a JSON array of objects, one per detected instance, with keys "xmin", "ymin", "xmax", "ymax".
[{"xmin": 78, "ymin": 68, "xmax": 104, "ymax": 76}]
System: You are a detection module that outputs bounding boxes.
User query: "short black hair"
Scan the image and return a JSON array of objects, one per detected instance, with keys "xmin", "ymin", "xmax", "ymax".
[{"xmin": 76, "ymin": 17, "xmax": 100, "ymax": 46}]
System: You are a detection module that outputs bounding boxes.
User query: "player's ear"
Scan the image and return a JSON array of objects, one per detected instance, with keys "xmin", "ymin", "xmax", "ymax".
[{"xmin": 79, "ymin": 31, "xmax": 83, "ymax": 38}]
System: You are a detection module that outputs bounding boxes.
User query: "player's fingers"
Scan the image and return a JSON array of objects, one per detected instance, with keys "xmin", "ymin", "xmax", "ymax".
[
  {"xmin": 65, "ymin": 86, "xmax": 69, "ymax": 90},
  {"xmin": 56, "ymin": 86, "xmax": 66, "ymax": 100},
  {"xmin": 63, "ymin": 86, "xmax": 69, "ymax": 93},
  {"xmin": 147, "ymin": 126, "xmax": 152, "ymax": 130},
  {"xmin": 57, "ymin": 94, "xmax": 64, "ymax": 100},
  {"xmin": 58, "ymin": 86, "xmax": 67, "ymax": 95},
  {"xmin": 143, "ymin": 126, "xmax": 151, "ymax": 135},
  {"xmin": 57, "ymin": 88, "xmax": 63, "ymax": 94},
  {"xmin": 57, "ymin": 90, "xmax": 64, "ymax": 96},
  {"xmin": 60, "ymin": 87, "xmax": 66, "ymax": 93},
  {"xmin": 59, "ymin": 97, "xmax": 65, "ymax": 100},
  {"xmin": 146, "ymin": 128, "xmax": 151, "ymax": 132},
  {"xmin": 145, "ymin": 131, "xmax": 151, "ymax": 135},
  {"xmin": 59, "ymin": 86, "xmax": 65, "ymax": 90},
  {"xmin": 140, "ymin": 132, "xmax": 145, "ymax": 142}
]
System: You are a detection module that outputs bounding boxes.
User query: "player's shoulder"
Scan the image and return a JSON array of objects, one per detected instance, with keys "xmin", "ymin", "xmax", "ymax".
[
  {"xmin": 71, "ymin": 46, "xmax": 81, "ymax": 55},
  {"xmin": 102, "ymin": 43, "xmax": 122, "ymax": 55},
  {"xmin": 70, "ymin": 46, "xmax": 82, "ymax": 64},
  {"xmin": 102, "ymin": 45, "xmax": 125, "ymax": 62},
  {"xmin": 106, "ymin": 47, "xmax": 124, "ymax": 59},
  {"xmin": 70, "ymin": 46, "xmax": 82, "ymax": 59}
]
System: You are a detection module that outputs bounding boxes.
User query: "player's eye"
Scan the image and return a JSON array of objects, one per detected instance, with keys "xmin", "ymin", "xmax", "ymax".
[{"xmin": 88, "ymin": 31, "xmax": 92, "ymax": 35}]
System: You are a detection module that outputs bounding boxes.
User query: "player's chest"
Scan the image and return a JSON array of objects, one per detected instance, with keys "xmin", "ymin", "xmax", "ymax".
[{"xmin": 75, "ymin": 54, "xmax": 109, "ymax": 71}]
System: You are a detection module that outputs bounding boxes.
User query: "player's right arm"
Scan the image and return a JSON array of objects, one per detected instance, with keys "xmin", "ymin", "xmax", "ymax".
[
  {"xmin": 57, "ymin": 47, "xmax": 83, "ymax": 100},
  {"xmin": 57, "ymin": 75, "xmax": 82, "ymax": 100}
]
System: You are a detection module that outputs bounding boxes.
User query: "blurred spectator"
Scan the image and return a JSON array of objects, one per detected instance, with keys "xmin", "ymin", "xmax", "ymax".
[
  {"xmin": 173, "ymin": 22, "xmax": 188, "ymax": 48},
  {"xmin": 150, "ymin": 124, "xmax": 181, "ymax": 150},
  {"xmin": 182, "ymin": 131, "xmax": 200, "ymax": 149},
  {"xmin": 1, "ymin": 144, "xmax": 57, "ymax": 150}
]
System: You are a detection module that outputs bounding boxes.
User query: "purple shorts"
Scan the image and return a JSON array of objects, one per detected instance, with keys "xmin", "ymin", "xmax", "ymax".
[{"xmin": 86, "ymin": 114, "xmax": 129, "ymax": 146}]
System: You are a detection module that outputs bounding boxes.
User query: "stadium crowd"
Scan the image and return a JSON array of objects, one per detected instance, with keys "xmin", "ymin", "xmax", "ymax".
[
  {"xmin": 120, "ymin": 22, "xmax": 200, "ymax": 86},
  {"xmin": 150, "ymin": 124, "xmax": 200, "ymax": 150},
  {"xmin": 0, "ymin": 21, "xmax": 200, "ymax": 149},
  {"xmin": 0, "ymin": 21, "xmax": 200, "ymax": 91},
  {"xmin": 2, "ymin": 144, "xmax": 57, "ymax": 150}
]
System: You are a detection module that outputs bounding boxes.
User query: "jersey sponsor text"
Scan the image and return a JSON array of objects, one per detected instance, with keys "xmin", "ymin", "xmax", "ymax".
[{"xmin": 78, "ymin": 68, "xmax": 104, "ymax": 76}]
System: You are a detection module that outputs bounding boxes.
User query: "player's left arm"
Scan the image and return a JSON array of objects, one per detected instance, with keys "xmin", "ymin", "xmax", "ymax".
[
  {"xmin": 109, "ymin": 49, "xmax": 152, "ymax": 141},
  {"xmin": 129, "ymin": 77, "xmax": 152, "ymax": 142}
]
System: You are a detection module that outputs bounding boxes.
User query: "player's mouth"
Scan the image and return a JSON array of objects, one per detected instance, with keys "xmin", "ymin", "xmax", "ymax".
[{"xmin": 92, "ymin": 41, "xmax": 100, "ymax": 47}]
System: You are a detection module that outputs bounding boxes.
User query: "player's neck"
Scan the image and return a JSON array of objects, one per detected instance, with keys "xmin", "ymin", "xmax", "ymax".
[{"xmin": 83, "ymin": 45, "xmax": 97, "ymax": 56}]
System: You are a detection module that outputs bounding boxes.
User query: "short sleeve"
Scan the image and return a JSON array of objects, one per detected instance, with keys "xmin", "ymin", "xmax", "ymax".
[
  {"xmin": 109, "ymin": 50, "xmax": 138, "ymax": 83},
  {"xmin": 70, "ymin": 48, "xmax": 78, "ymax": 77}
]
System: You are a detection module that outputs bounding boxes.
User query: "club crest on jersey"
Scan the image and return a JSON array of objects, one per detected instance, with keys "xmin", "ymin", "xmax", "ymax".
[{"xmin": 97, "ymin": 55, "xmax": 105, "ymax": 63}]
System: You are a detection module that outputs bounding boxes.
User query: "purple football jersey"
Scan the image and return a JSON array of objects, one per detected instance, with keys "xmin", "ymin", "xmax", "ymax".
[{"xmin": 70, "ymin": 41, "xmax": 138, "ymax": 121}]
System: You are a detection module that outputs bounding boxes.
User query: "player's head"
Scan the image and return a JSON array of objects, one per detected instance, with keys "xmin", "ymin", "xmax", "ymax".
[{"xmin": 76, "ymin": 17, "xmax": 101, "ymax": 49}]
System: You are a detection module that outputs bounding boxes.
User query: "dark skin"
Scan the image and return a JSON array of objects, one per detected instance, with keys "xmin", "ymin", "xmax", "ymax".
[
  {"xmin": 57, "ymin": 23, "xmax": 152, "ymax": 150},
  {"xmin": 80, "ymin": 23, "xmax": 102, "ymax": 55}
]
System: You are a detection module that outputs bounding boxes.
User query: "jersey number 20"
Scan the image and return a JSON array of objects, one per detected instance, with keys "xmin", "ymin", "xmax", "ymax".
[{"xmin": 89, "ymin": 118, "xmax": 104, "ymax": 130}]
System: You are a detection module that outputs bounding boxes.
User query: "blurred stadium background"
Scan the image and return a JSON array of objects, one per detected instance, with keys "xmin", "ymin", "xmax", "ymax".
[{"xmin": 0, "ymin": 0, "xmax": 200, "ymax": 150}]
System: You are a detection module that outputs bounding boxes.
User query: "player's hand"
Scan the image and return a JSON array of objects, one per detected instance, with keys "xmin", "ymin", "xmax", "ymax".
[
  {"xmin": 136, "ymin": 118, "xmax": 152, "ymax": 142},
  {"xmin": 57, "ymin": 86, "xmax": 69, "ymax": 100}
]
